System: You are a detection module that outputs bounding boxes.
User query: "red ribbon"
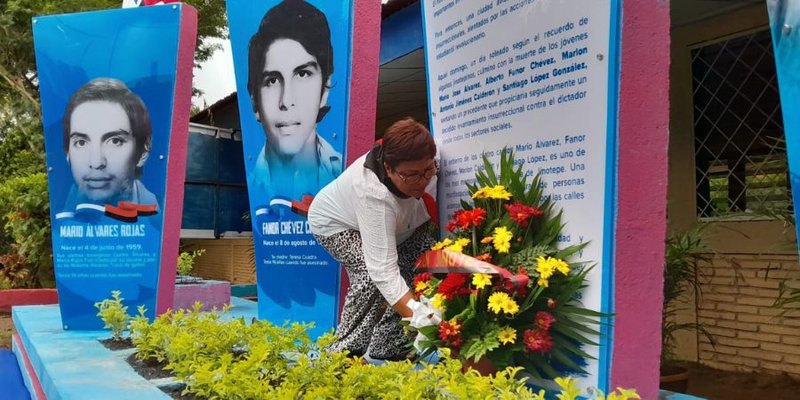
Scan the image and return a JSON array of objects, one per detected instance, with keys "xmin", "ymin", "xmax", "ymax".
[
  {"xmin": 105, "ymin": 201, "xmax": 158, "ymax": 222},
  {"xmin": 415, "ymin": 249, "xmax": 530, "ymax": 289}
]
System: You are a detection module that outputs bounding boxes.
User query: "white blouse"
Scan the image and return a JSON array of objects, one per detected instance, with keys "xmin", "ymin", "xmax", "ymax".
[{"xmin": 308, "ymin": 153, "xmax": 435, "ymax": 306}]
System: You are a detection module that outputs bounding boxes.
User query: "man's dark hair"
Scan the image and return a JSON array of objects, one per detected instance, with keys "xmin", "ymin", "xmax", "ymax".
[
  {"xmin": 382, "ymin": 118, "xmax": 436, "ymax": 169},
  {"xmin": 247, "ymin": 0, "xmax": 334, "ymax": 123},
  {"xmin": 62, "ymin": 78, "xmax": 152, "ymax": 176}
]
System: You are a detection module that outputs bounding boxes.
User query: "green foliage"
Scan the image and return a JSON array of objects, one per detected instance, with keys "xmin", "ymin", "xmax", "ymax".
[
  {"xmin": 661, "ymin": 227, "xmax": 714, "ymax": 363},
  {"xmin": 129, "ymin": 305, "xmax": 638, "ymax": 399},
  {"xmin": 0, "ymin": 173, "xmax": 52, "ymax": 288},
  {"xmin": 176, "ymin": 249, "xmax": 206, "ymax": 276},
  {"xmin": 95, "ymin": 290, "xmax": 132, "ymax": 341},
  {"xmin": 0, "ymin": 277, "xmax": 12, "ymax": 289}
]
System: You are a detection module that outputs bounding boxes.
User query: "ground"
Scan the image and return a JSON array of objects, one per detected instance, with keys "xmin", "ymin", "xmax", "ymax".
[
  {"xmin": 685, "ymin": 362, "xmax": 800, "ymax": 400},
  {"xmin": 0, "ymin": 312, "xmax": 13, "ymax": 349},
  {"xmin": 2, "ymin": 316, "xmax": 800, "ymax": 399}
]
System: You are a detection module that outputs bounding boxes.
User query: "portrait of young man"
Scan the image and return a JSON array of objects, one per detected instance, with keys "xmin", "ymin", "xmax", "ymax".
[
  {"xmin": 57, "ymin": 77, "xmax": 157, "ymax": 220},
  {"xmin": 246, "ymin": 0, "xmax": 343, "ymax": 201}
]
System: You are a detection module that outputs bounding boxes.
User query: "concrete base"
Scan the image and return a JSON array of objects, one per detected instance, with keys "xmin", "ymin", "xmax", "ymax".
[
  {"xmin": 11, "ymin": 298, "xmax": 257, "ymax": 400},
  {"xmin": 173, "ymin": 279, "xmax": 231, "ymax": 311}
]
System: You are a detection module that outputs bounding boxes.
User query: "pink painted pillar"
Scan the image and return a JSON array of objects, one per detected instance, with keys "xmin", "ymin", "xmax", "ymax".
[
  {"xmin": 610, "ymin": 0, "xmax": 671, "ymax": 398},
  {"xmin": 155, "ymin": 6, "xmax": 198, "ymax": 314},
  {"xmin": 339, "ymin": 0, "xmax": 382, "ymax": 315}
]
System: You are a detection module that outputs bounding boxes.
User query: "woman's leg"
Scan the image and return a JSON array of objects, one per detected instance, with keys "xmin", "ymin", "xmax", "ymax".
[
  {"xmin": 314, "ymin": 230, "xmax": 384, "ymax": 357},
  {"xmin": 368, "ymin": 221, "xmax": 436, "ymax": 360}
]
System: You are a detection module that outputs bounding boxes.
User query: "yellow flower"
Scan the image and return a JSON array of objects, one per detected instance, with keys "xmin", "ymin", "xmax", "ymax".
[
  {"xmin": 446, "ymin": 238, "xmax": 471, "ymax": 253},
  {"xmin": 486, "ymin": 185, "xmax": 512, "ymax": 200},
  {"xmin": 487, "ymin": 292, "xmax": 519, "ymax": 315},
  {"xmin": 472, "ymin": 273, "xmax": 492, "ymax": 289},
  {"xmin": 492, "ymin": 226, "xmax": 513, "ymax": 253},
  {"xmin": 504, "ymin": 298, "xmax": 520, "ymax": 314},
  {"xmin": 432, "ymin": 238, "xmax": 453, "ymax": 250},
  {"xmin": 554, "ymin": 376, "xmax": 581, "ymax": 400},
  {"xmin": 537, "ymin": 256, "xmax": 570, "ymax": 286},
  {"xmin": 487, "ymin": 292, "xmax": 510, "ymax": 313},
  {"xmin": 431, "ymin": 293, "xmax": 446, "ymax": 311},
  {"xmin": 604, "ymin": 388, "xmax": 641, "ymax": 400},
  {"xmin": 553, "ymin": 258, "xmax": 570, "ymax": 275},
  {"xmin": 471, "ymin": 187, "xmax": 490, "ymax": 199},
  {"xmin": 414, "ymin": 280, "xmax": 428, "ymax": 293},
  {"xmin": 536, "ymin": 256, "xmax": 555, "ymax": 280},
  {"xmin": 471, "ymin": 185, "xmax": 511, "ymax": 200},
  {"xmin": 497, "ymin": 326, "xmax": 517, "ymax": 345},
  {"xmin": 537, "ymin": 278, "xmax": 549, "ymax": 288}
]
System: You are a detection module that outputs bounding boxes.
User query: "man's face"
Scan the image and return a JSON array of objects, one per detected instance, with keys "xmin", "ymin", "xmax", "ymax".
[
  {"xmin": 257, "ymin": 38, "xmax": 329, "ymax": 157},
  {"xmin": 67, "ymin": 100, "xmax": 144, "ymax": 202}
]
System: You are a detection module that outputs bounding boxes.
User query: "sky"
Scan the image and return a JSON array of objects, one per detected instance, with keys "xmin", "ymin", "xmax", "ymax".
[{"xmin": 192, "ymin": 37, "xmax": 237, "ymax": 110}]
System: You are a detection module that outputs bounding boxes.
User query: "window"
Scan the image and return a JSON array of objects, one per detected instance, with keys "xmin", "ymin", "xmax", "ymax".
[{"xmin": 692, "ymin": 29, "xmax": 791, "ymax": 219}]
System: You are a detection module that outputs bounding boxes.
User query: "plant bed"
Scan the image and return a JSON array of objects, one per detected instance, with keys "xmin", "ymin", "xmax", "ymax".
[
  {"xmin": 126, "ymin": 352, "xmax": 173, "ymax": 380},
  {"xmin": 99, "ymin": 337, "xmax": 135, "ymax": 351},
  {"xmin": 160, "ymin": 384, "xmax": 196, "ymax": 400}
]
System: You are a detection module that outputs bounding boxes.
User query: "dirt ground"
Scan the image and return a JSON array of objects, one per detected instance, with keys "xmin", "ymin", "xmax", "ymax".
[
  {"xmin": 685, "ymin": 362, "xmax": 800, "ymax": 400},
  {"xmin": 0, "ymin": 312, "xmax": 13, "ymax": 349}
]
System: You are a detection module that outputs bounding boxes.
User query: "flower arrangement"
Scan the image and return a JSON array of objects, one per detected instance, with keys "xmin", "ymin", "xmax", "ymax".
[{"xmin": 411, "ymin": 149, "xmax": 605, "ymax": 381}]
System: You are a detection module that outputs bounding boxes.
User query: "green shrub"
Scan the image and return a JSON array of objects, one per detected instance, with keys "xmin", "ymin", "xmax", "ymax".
[
  {"xmin": 0, "ymin": 173, "xmax": 52, "ymax": 288},
  {"xmin": 176, "ymin": 249, "xmax": 206, "ymax": 276},
  {"xmin": 128, "ymin": 304, "xmax": 639, "ymax": 400},
  {"xmin": 94, "ymin": 290, "xmax": 131, "ymax": 341}
]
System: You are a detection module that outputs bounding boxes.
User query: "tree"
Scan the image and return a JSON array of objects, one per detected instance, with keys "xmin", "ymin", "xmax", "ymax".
[{"xmin": 0, "ymin": 0, "xmax": 228, "ymax": 287}]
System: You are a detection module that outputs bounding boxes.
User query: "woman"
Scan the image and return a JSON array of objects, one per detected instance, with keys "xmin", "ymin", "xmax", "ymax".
[{"xmin": 308, "ymin": 118, "xmax": 439, "ymax": 360}]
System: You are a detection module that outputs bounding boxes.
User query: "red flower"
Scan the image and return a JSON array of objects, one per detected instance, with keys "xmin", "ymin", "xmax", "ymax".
[
  {"xmin": 523, "ymin": 329, "xmax": 554, "ymax": 354},
  {"xmin": 437, "ymin": 273, "xmax": 470, "ymax": 299},
  {"xmin": 475, "ymin": 253, "xmax": 493, "ymax": 263},
  {"xmin": 439, "ymin": 319, "xmax": 463, "ymax": 349},
  {"xmin": 413, "ymin": 273, "xmax": 432, "ymax": 286},
  {"xmin": 447, "ymin": 220, "xmax": 459, "ymax": 232},
  {"xmin": 535, "ymin": 311, "xmax": 556, "ymax": 331},
  {"xmin": 449, "ymin": 208, "xmax": 487, "ymax": 231},
  {"xmin": 547, "ymin": 298, "xmax": 557, "ymax": 309},
  {"xmin": 504, "ymin": 202, "xmax": 543, "ymax": 228}
]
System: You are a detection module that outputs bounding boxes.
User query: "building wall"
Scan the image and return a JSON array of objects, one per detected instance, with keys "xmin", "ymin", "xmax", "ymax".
[
  {"xmin": 670, "ymin": 3, "xmax": 800, "ymax": 377},
  {"xmin": 697, "ymin": 254, "xmax": 800, "ymax": 375},
  {"xmin": 182, "ymin": 238, "xmax": 256, "ymax": 284}
]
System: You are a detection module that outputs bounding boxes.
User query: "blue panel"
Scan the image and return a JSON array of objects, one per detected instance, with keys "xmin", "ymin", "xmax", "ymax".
[
  {"xmin": 380, "ymin": 2, "xmax": 424, "ymax": 65},
  {"xmin": 218, "ymin": 137, "xmax": 246, "ymax": 183},
  {"xmin": 226, "ymin": 0, "xmax": 350, "ymax": 337},
  {"xmin": 218, "ymin": 186, "xmax": 251, "ymax": 233},
  {"xmin": 182, "ymin": 131, "xmax": 248, "ymax": 233},
  {"xmin": 186, "ymin": 133, "xmax": 219, "ymax": 181},
  {"xmin": 33, "ymin": 5, "xmax": 183, "ymax": 329},
  {"xmin": 768, "ymin": 2, "xmax": 800, "ymax": 257},
  {"xmin": 181, "ymin": 184, "xmax": 216, "ymax": 230}
]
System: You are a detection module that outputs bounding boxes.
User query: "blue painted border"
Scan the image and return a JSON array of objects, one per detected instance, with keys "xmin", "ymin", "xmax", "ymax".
[
  {"xmin": 598, "ymin": 0, "xmax": 623, "ymax": 393},
  {"xmin": 418, "ymin": 0, "xmax": 435, "ymax": 135}
]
